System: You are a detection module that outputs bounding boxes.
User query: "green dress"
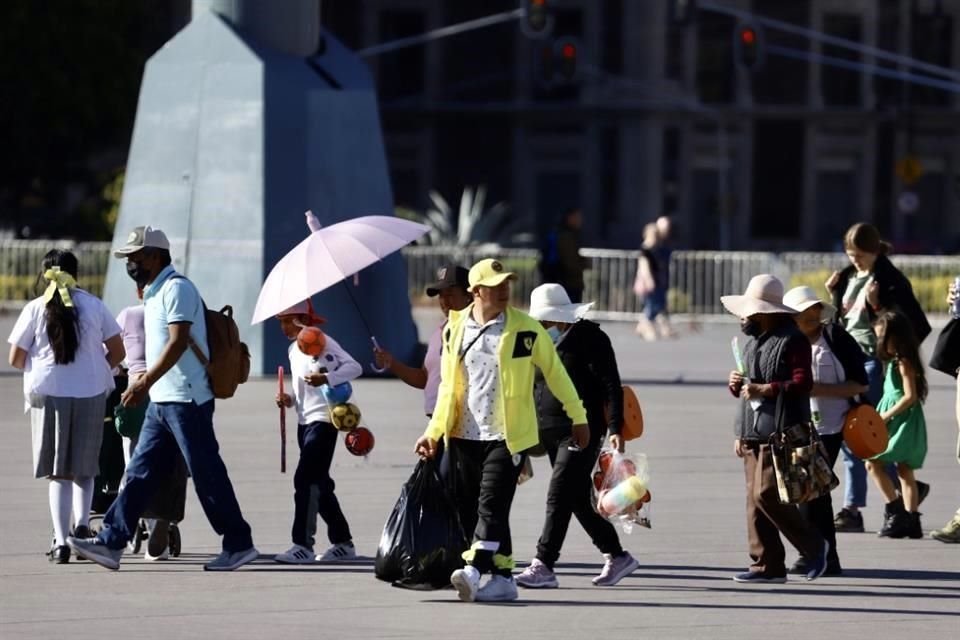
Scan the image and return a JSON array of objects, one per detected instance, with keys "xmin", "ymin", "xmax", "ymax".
[{"xmin": 872, "ymin": 359, "xmax": 927, "ymax": 469}]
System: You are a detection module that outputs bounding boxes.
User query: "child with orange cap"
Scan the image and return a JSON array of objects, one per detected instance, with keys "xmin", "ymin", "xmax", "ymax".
[{"xmin": 274, "ymin": 299, "xmax": 362, "ymax": 563}]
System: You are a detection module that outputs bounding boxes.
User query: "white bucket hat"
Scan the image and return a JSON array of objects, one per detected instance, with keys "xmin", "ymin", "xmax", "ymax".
[
  {"xmin": 783, "ymin": 286, "xmax": 837, "ymax": 321},
  {"xmin": 720, "ymin": 274, "xmax": 795, "ymax": 318},
  {"xmin": 528, "ymin": 283, "xmax": 595, "ymax": 324}
]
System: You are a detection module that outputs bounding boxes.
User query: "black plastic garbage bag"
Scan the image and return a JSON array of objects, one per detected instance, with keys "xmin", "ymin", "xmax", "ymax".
[{"xmin": 374, "ymin": 459, "xmax": 468, "ymax": 589}]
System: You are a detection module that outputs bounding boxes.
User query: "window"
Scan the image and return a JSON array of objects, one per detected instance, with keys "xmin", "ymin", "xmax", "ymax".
[
  {"xmin": 696, "ymin": 11, "xmax": 735, "ymax": 103},
  {"xmin": 751, "ymin": 120, "xmax": 804, "ymax": 238},
  {"xmin": 665, "ymin": 11, "xmax": 688, "ymax": 81},
  {"xmin": 815, "ymin": 171, "xmax": 858, "ymax": 249},
  {"xmin": 602, "ymin": 0, "xmax": 624, "ymax": 74},
  {"xmin": 600, "ymin": 127, "xmax": 620, "ymax": 224},
  {"xmin": 377, "ymin": 11, "xmax": 425, "ymax": 101},
  {"xmin": 821, "ymin": 13, "xmax": 862, "ymax": 107},
  {"xmin": 874, "ymin": 0, "xmax": 901, "ymax": 108},
  {"xmin": 911, "ymin": 12, "xmax": 953, "ymax": 107},
  {"xmin": 662, "ymin": 127, "xmax": 681, "ymax": 215},
  {"xmin": 752, "ymin": 0, "xmax": 810, "ymax": 105}
]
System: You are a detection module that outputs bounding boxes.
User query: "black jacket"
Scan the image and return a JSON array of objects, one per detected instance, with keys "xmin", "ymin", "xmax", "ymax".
[
  {"xmin": 830, "ymin": 254, "xmax": 931, "ymax": 344},
  {"xmin": 534, "ymin": 320, "xmax": 623, "ymax": 434}
]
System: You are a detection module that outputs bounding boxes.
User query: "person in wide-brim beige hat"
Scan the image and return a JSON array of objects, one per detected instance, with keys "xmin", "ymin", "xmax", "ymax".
[
  {"xmin": 721, "ymin": 274, "xmax": 795, "ymax": 317},
  {"xmin": 782, "ymin": 286, "xmax": 837, "ymax": 323}
]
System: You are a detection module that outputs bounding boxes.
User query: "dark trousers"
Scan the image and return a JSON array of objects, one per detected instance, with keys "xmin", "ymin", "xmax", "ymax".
[
  {"xmin": 99, "ymin": 400, "xmax": 253, "ymax": 553},
  {"xmin": 743, "ymin": 442, "xmax": 824, "ymax": 577},
  {"xmin": 291, "ymin": 421, "xmax": 351, "ymax": 548},
  {"xmin": 797, "ymin": 433, "xmax": 843, "ymax": 568},
  {"xmin": 449, "ymin": 438, "xmax": 525, "ymax": 576},
  {"xmin": 536, "ymin": 427, "xmax": 623, "ymax": 568}
]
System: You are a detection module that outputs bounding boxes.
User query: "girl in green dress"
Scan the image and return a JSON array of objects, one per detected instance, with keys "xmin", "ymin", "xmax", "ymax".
[{"xmin": 866, "ymin": 311, "xmax": 928, "ymax": 539}]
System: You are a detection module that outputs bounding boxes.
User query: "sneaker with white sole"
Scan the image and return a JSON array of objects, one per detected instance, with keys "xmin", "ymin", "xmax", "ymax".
[
  {"xmin": 203, "ymin": 546, "xmax": 259, "ymax": 571},
  {"xmin": 67, "ymin": 537, "xmax": 123, "ymax": 571},
  {"xmin": 450, "ymin": 565, "xmax": 481, "ymax": 602},
  {"xmin": 144, "ymin": 547, "xmax": 170, "ymax": 561},
  {"xmin": 592, "ymin": 552, "xmax": 639, "ymax": 586},
  {"xmin": 316, "ymin": 542, "xmax": 356, "ymax": 562},
  {"xmin": 275, "ymin": 544, "xmax": 316, "ymax": 564},
  {"xmin": 476, "ymin": 575, "xmax": 519, "ymax": 602},
  {"xmin": 516, "ymin": 558, "xmax": 559, "ymax": 588}
]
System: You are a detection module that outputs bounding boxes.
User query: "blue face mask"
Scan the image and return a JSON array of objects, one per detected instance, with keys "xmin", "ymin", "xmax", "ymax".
[{"xmin": 546, "ymin": 326, "xmax": 562, "ymax": 343}]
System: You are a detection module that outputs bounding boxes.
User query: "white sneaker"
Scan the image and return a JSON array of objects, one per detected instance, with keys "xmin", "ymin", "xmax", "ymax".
[
  {"xmin": 592, "ymin": 552, "xmax": 640, "ymax": 586},
  {"xmin": 144, "ymin": 547, "xmax": 170, "ymax": 561},
  {"xmin": 316, "ymin": 542, "xmax": 356, "ymax": 562},
  {"xmin": 516, "ymin": 558, "xmax": 559, "ymax": 588},
  {"xmin": 450, "ymin": 565, "xmax": 481, "ymax": 602},
  {"xmin": 275, "ymin": 544, "xmax": 315, "ymax": 564},
  {"xmin": 476, "ymin": 575, "xmax": 519, "ymax": 602}
]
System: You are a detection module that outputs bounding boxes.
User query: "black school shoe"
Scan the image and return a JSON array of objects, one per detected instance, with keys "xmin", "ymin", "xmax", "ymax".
[
  {"xmin": 789, "ymin": 557, "xmax": 843, "ymax": 576},
  {"xmin": 48, "ymin": 545, "xmax": 70, "ymax": 564},
  {"xmin": 834, "ymin": 508, "xmax": 865, "ymax": 533}
]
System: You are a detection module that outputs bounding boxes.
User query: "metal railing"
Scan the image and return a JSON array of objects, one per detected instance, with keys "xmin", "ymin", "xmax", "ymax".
[{"xmin": 2, "ymin": 240, "xmax": 957, "ymax": 318}]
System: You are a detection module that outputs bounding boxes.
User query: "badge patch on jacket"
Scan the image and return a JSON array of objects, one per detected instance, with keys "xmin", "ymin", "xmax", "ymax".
[{"xmin": 512, "ymin": 331, "xmax": 537, "ymax": 358}]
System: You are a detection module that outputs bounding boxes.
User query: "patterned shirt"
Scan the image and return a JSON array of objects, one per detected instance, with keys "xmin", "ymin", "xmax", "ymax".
[{"xmin": 452, "ymin": 312, "xmax": 506, "ymax": 441}]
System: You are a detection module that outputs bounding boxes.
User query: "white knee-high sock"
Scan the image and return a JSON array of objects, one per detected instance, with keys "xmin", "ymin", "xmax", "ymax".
[
  {"xmin": 49, "ymin": 480, "xmax": 73, "ymax": 546},
  {"xmin": 72, "ymin": 476, "xmax": 95, "ymax": 528}
]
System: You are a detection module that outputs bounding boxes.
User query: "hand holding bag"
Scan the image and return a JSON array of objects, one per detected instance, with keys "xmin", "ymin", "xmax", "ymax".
[{"xmin": 769, "ymin": 391, "xmax": 839, "ymax": 505}]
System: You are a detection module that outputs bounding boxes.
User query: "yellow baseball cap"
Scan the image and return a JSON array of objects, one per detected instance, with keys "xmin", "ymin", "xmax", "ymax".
[{"xmin": 468, "ymin": 258, "xmax": 517, "ymax": 289}]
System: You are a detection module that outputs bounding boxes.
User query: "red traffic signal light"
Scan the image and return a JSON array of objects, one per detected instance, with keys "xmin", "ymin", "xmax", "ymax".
[
  {"xmin": 556, "ymin": 38, "xmax": 577, "ymax": 80},
  {"xmin": 535, "ymin": 37, "xmax": 580, "ymax": 87},
  {"xmin": 734, "ymin": 23, "xmax": 762, "ymax": 70},
  {"xmin": 521, "ymin": 0, "xmax": 553, "ymax": 39}
]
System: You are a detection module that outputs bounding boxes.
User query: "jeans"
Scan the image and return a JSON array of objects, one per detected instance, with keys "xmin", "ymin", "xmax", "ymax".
[
  {"xmin": 841, "ymin": 356, "xmax": 884, "ymax": 508},
  {"xmin": 291, "ymin": 421, "xmax": 351, "ymax": 548},
  {"xmin": 97, "ymin": 400, "xmax": 253, "ymax": 552}
]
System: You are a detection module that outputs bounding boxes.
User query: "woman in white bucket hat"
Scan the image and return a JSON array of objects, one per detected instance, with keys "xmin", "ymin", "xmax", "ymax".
[
  {"xmin": 516, "ymin": 284, "xmax": 640, "ymax": 589},
  {"xmin": 722, "ymin": 275, "xmax": 830, "ymax": 583},
  {"xmin": 782, "ymin": 286, "xmax": 869, "ymax": 576}
]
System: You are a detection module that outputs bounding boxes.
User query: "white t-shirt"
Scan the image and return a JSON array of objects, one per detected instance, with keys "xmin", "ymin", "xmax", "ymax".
[
  {"xmin": 453, "ymin": 312, "xmax": 506, "ymax": 441},
  {"xmin": 810, "ymin": 335, "xmax": 850, "ymax": 435},
  {"xmin": 7, "ymin": 289, "xmax": 120, "ymax": 408},
  {"xmin": 423, "ymin": 323, "xmax": 443, "ymax": 416},
  {"xmin": 287, "ymin": 335, "xmax": 362, "ymax": 425}
]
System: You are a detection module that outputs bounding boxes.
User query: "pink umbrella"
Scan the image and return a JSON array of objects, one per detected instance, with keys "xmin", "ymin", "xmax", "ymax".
[{"xmin": 251, "ymin": 214, "xmax": 430, "ymax": 325}]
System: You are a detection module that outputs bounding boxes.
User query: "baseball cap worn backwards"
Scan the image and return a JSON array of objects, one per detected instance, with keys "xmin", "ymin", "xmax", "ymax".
[
  {"xmin": 468, "ymin": 258, "xmax": 517, "ymax": 289},
  {"xmin": 113, "ymin": 226, "xmax": 171, "ymax": 258}
]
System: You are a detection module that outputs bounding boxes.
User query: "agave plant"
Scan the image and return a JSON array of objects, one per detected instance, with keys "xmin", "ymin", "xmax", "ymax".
[{"xmin": 405, "ymin": 185, "xmax": 527, "ymax": 247}]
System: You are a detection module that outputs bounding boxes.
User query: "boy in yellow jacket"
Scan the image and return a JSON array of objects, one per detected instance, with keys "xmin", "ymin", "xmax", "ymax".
[{"xmin": 414, "ymin": 258, "xmax": 588, "ymax": 603}]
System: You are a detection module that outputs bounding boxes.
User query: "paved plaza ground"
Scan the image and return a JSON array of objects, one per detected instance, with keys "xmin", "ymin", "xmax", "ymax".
[{"xmin": 1, "ymin": 313, "xmax": 957, "ymax": 639}]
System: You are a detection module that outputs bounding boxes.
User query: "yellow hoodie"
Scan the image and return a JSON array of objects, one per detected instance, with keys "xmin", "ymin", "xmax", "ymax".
[{"xmin": 424, "ymin": 305, "xmax": 587, "ymax": 454}]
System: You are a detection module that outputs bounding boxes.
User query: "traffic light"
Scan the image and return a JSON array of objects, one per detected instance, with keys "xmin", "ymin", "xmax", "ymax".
[
  {"xmin": 535, "ymin": 38, "xmax": 580, "ymax": 87},
  {"xmin": 521, "ymin": 0, "xmax": 553, "ymax": 39},
  {"xmin": 734, "ymin": 23, "xmax": 763, "ymax": 71},
  {"xmin": 669, "ymin": 0, "xmax": 698, "ymax": 26}
]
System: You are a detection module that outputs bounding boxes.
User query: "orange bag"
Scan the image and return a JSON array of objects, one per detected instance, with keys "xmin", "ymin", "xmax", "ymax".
[
  {"xmin": 604, "ymin": 385, "xmax": 644, "ymax": 441},
  {"xmin": 843, "ymin": 404, "xmax": 889, "ymax": 459}
]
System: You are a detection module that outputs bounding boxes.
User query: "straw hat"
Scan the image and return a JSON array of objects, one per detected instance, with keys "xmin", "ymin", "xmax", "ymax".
[
  {"xmin": 720, "ymin": 274, "xmax": 794, "ymax": 317},
  {"xmin": 528, "ymin": 283, "xmax": 594, "ymax": 324},
  {"xmin": 783, "ymin": 286, "xmax": 837, "ymax": 322}
]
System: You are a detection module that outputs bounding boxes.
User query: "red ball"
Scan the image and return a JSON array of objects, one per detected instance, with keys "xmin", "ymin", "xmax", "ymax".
[
  {"xmin": 296, "ymin": 326, "xmax": 326, "ymax": 356},
  {"xmin": 344, "ymin": 426, "xmax": 374, "ymax": 456}
]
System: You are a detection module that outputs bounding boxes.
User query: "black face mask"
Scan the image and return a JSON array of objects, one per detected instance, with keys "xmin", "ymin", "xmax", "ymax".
[
  {"xmin": 126, "ymin": 261, "xmax": 151, "ymax": 288},
  {"xmin": 740, "ymin": 318, "xmax": 762, "ymax": 337}
]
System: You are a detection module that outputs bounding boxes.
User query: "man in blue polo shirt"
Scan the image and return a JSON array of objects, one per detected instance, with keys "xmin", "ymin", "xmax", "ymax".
[{"xmin": 69, "ymin": 226, "xmax": 258, "ymax": 571}]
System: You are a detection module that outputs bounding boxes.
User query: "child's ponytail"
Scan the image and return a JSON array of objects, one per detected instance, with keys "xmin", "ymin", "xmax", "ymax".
[{"xmin": 35, "ymin": 250, "xmax": 80, "ymax": 365}]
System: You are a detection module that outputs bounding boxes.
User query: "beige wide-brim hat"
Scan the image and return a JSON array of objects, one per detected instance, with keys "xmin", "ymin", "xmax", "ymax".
[
  {"xmin": 528, "ymin": 283, "xmax": 594, "ymax": 323},
  {"xmin": 720, "ymin": 274, "xmax": 795, "ymax": 317},
  {"xmin": 783, "ymin": 286, "xmax": 837, "ymax": 322}
]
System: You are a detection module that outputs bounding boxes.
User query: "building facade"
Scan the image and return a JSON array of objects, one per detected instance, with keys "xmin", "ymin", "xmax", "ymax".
[{"xmin": 321, "ymin": 0, "xmax": 960, "ymax": 252}]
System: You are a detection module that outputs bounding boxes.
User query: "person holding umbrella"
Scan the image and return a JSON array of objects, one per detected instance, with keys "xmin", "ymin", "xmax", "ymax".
[{"xmin": 414, "ymin": 258, "xmax": 589, "ymax": 603}]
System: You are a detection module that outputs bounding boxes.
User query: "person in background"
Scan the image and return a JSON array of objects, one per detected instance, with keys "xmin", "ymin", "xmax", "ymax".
[
  {"xmin": 634, "ymin": 223, "xmax": 674, "ymax": 341},
  {"xmin": 540, "ymin": 208, "xmax": 589, "ymax": 303},
  {"xmin": 516, "ymin": 284, "xmax": 639, "ymax": 589},
  {"xmin": 7, "ymin": 250, "xmax": 125, "ymax": 564},
  {"xmin": 783, "ymin": 286, "xmax": 868, "ymax": 576},
  {"xmin": 374, "ymin": 264, "xmax": 472, "ymax": 477},
  {"xmin": 825, "ymin": 222, "xmax": 931, "ymax": 533},
  {"xmin": 723, "ymin": 274, "xmax": 829, "ymax": 584},
  {"xmin": 414, "ymin": 259, "xmax": 589, "ymax": 603}
]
